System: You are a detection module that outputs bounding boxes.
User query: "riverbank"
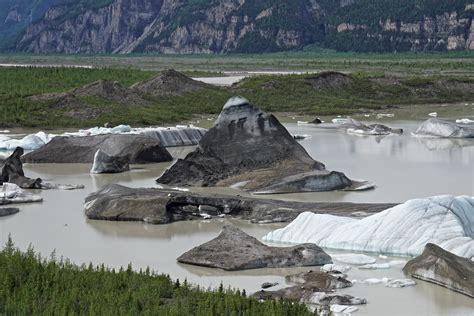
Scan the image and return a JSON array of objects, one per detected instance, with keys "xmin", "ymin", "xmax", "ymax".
[{"xmin": 1, "ymin": 67, "xmax": 474, "ymax": 128}]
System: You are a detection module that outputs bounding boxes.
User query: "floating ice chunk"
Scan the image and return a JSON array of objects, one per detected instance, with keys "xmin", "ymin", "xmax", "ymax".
[
  {"xmin": 333, "ymin": 254, "xmax": 376, "ymax": 265},
  {"xmin": 378, "ymin": 255, "xmax": 388, "ymax": 259},
  {"xmin": 330, "ymin": 305, "xmax": 359, "ymax": 314},
  {"xmin": 41, "ymin": 183, "xmax": 84, "ymax": 190},
  {"xmin": 362, "ymin": 277, "xmax": 391, "ymax": 284},
  {"xmin": 386, "ymin": 279, "xmax": 416, "ymax": 288},
  {"xmin": 412, "ymin": 118, "xmax": 474, "ymax": 138},
  {"xmin": 0, "ymin": 131, "xmax": 52, "ymax": 150},
  {"xmin": 428, "ymin": 112, "xmax": 438, "ymax": 117},
  {"xmin": 456, "ymin": 118, "xmax": 474, "ymax": 124},
  {"xmin": 321, "ymin": 264, "xmax": 351, "ymax": 273},
  {"xmin": 388, "ymin": 260, "xmax": 407, "ymax": 266},
  {"xmin": 332, "ymin": 118, "xmax": 350, "ymax": 124},
  {"xmin": 0, "ymin": 130, "xmax": 10, "ymax": 133},
  {"xmin": 0, "ymin": 183, "xmax": 42, "ymax": 203},
  {"xmin": 263, "ymin": 195, "xmax": 474, "ymax": 258},
  {"xmin": 358, "ymin": 263, "xmax": 391, "ymax": 269},
  {"xmin": 376, "ymin": 113, "xmax": 395, "ymax": 119},
  {"xmin": 297, "ymin": 121, "xmax": 309, "ymax": 125},
  {"xmin": 199, "ymin": 213, "xmax": 212, "ymax": 219}
]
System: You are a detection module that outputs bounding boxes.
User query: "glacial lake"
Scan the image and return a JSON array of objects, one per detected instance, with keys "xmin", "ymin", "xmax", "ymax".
[{"xmin": 1, "ymin": 119, "xmax": 473, "ymax": 315}]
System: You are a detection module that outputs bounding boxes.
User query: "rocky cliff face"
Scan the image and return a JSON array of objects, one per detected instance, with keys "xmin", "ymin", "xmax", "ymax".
[{"xmin": 9, "ymin": 0, "xmax": 474, "ymax": 53}]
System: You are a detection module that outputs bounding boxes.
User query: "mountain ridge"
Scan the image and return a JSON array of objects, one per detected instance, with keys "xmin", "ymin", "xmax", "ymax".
[{"xmin": 1, "ymin": 0, "xmax": 474, "ymax": 53}]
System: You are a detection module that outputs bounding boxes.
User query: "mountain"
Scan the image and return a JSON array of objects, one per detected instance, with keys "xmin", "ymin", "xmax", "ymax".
[{"xmin": 3, "ymin": 0, "xmax": 474, "ymax": 53}]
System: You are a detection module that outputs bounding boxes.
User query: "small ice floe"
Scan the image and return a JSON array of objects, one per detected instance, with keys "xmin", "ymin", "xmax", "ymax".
[
  {"xmin": 351, "ymin": 211, "xmax": 370, "ymax": 217},
  {"xmin": 376, "ymin": 113, "xmax": 395, "ymax": 119},
  {"xmin": 333, "ymin": 254, "xmax": 376, "ymax": 265},
  {"xmin": 41, "ymin": 183, "xmax": 85, "ymax": 190},
  {"xmin": 378, "ymin": 255, "xmax": 388, "ymax": 259},
  {"xmin": 292, "ymin": 134, "xmax": 311, "ymax": 140},
  {"xmin": 321, "ymin": 264, "xmax": 351, "ymax": 273},
  {"xmin": 456, "ymin": 118, "xmax": 474, "ymax": 124},
  {"xmin": 332, "ymin": 118, "xmax": 350, "ymax": 124},
  {"xmin": 330, "ymin": 305, "xmax": 359, "ymax": 314},
  {"xmin": 297, "ymin": 121, "xmax": 309, "ymax": 125},
  {"xmin": 361, "ymin": 277, "xmax": 391, "ymax": 285},
  {"xmin": 428, "ymin": 112, "xmax": 438, "ymax": 117},
  {"xmin": 199, "ymin": 213, "xmax": 212, "ymax": 219},
  {"xmin": 171, "ymin": 187, "xmax": 190, "ymax": 192},
  {"xmin": 0, "ymin": 130, "xmax": 10, "ymax": 133},
  {"xmin": 388, "ymin": 259, "xmax": 408, "ymax": 266},
  {"xmin": 386, "ymin": 279, "xmax": 416, "ymax": 288},
  {"xmin": 363, "ymin": 114, "xmax": 371, "ymax": 118},
  {"xmin": 358, "ymin": 263, "xmax": 391, "ymax": 270}
]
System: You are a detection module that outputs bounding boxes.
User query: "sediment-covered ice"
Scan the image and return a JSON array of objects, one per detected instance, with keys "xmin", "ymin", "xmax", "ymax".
[
  {"xmin": 0, "ymin": 125, "xmax": 207, "ymax": 151},
  {"xmin": 263, "ymin": 195, "xmax": 474, "ymax": 258}
]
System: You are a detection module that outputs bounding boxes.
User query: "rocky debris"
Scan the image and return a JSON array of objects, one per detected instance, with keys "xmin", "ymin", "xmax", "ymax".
[
  {"xmin": 340, "ymin": 118, "xmax": 403, "ymax": 135},
  {"xmin": 131, "ymin": 69, "xmax": 212, "ymax": 97},
  {"xmin": 413, "ymin": 118, "xmax": 474, "ymax": 138},
  {"xmin": 157, "ymin": 96, "xmax": 373, "ymax": 193},
  {"xmin": 403, "ymin": 243, "xmax": 474, "ymax": 298},
  {"xmin": 0, "ymin": 208, "xmax": 19, "ymax": 217},
  {"xmin": 0, "ymin": 147, "xmax": 42, "ymax": 189},
  {"xmin": 84, "ymin": 184, "xmax": 395, "ymax": 224},
  {"xmin": 253, "ymin": 270, "xmax": 361, "ymax": 306},
  {"xmin": 23, "ymin": 134, "xmax": 172, "ymax": 163},
  {"xmin": 90, "ymin": 150, "xmax": 130, "ymax": 174},
  {"xmin": 264, "ymin": 195, "xmax": 474, "ymax": 258},
  {"xmin": 177, "ymin": 225, "xmax": 332, "ymax": 271}
]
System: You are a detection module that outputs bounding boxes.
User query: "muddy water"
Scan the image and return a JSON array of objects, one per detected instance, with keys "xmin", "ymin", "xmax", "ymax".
[{"xmin": 1, "ymin": 122, "xmax": 473, "ymax": 315}]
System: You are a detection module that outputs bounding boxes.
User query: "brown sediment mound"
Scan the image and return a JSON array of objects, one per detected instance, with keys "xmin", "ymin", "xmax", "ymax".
[{"xmin": 131, "ymin": 69, "xmax": 212, "ymax": 96}]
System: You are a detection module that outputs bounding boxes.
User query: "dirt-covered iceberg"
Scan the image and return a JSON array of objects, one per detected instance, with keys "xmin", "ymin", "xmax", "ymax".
[
  {"xmin": 157, "ymin": 96, "xmax": 373, "ymax": 193},
  {"xmin": 263, "ymin": 195, "xmax": 474, "ymax": 259}
]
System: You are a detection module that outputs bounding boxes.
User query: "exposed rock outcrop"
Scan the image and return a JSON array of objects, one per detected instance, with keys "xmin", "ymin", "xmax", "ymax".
[
  {"xmin": 157, "ymin": 96, "xmax": 373, "ymax": 193},
  {"xmin": 84, "ymin": 184, "xmax": 395, "ymax": 224},
  {"xmin": 10, "ymin": 1, "xmax": 474, "ymax": 54},
  {"xmin": 403, "ymin": 243, "xmax": 474, "ymax": 298},
  {"xmin": 177, "ymin": 225, "xmax": 332, "ymax": 271},
  {"xmin": 23, "ymin": 134, "xmax": 172, "ymax": 163},
  {"xmin": 413, "ymin": 118, "xmax": 474, "ymax": 138},
  {"xmin": 90, "ymin": 150, "xmax": 130, "ymax": 174},
  {"xmin": 131, "ymin": 69, "xmax": 212, "ymax": 96}
]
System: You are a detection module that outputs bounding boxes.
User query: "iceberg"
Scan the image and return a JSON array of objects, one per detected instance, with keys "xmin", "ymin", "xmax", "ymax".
[
  {"xmin": 263, "ymin": 195, "xmax": 474, "ymax": 259},
  {"xmin": 412, "ymin": 118, "xmax": 474, "ymax": 138},
  {"xmin": 0, "ymin": 125, "xmax": 207, "ymax": 152},
  {"xmin": 0, "ymin": 183, "xmax": 42, "ymax": 203},
  {"xmin": 0, "ymin": 132, "xmax": 51, "ymax": 150}
]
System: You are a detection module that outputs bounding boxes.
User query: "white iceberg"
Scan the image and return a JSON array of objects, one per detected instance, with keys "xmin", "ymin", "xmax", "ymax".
[
  {"xmin": 412, "ymin": 118, "xmax": 474, "ymax": 138},
  {"xmin": 321, "ymin": 264, "xmax": 351, "ymax": 273},
  {"xmin": 0, "ymin": 183, "xmax": 42, "ymax": 203},
  {"xmin": 428, "ymin": 112, "xmax": 438, "ymax": 117},
  {"xmin": 385, "ymin": 279, "xmax": 416, "ymax": 288},
  {"xmin": 0, "ymin": 131, "xmax": 52, "ymax": 150},
  {"xmin": 456, "ymin": 118, "xmax": 474, "ymax": 124},
  {"xmin": 263, "ymin": 195, "xmax": 474, "ymax": 259},
  {"xmin": 358, "ymin": 263, "xmax": 391, "ymax": 269}
]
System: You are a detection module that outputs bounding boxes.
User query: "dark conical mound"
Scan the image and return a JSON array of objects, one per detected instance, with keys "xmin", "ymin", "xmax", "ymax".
[
  {"xmin": 157, "ymin": 96, "xmax": 372, "ymax": 193},
  {"xmin": 131, "ymin": 69, "xmax": 211, "ymax": 96},
  {"xmin": 71, "ymin": 79, "xmax": 146, "ymax": 104}
]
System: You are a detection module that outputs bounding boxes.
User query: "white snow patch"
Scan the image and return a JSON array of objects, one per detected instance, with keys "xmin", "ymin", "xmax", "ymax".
[{"xmin": 263, "ymin": 195, "xmax": 474, "ymax": 258}]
